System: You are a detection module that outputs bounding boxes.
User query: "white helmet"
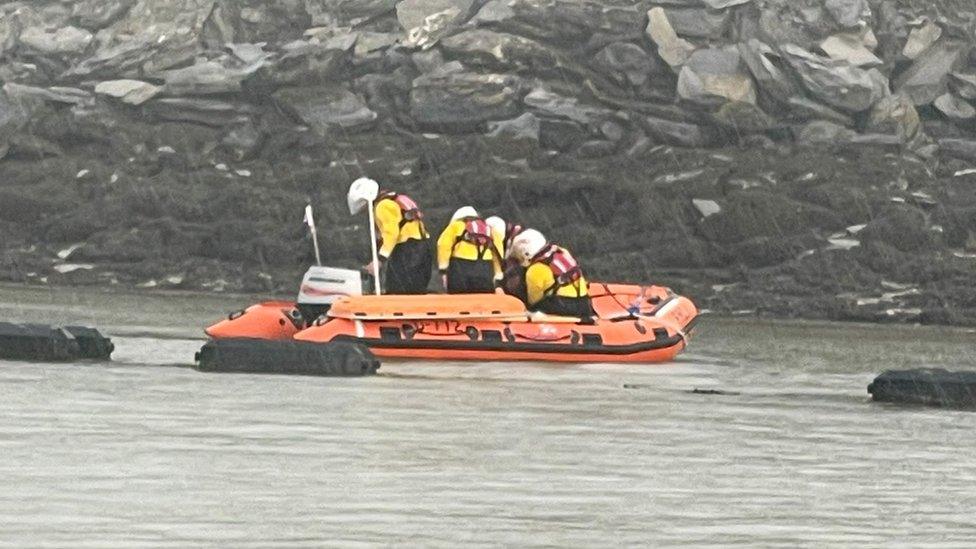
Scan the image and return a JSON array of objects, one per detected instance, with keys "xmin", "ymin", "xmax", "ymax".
[
  {"xmin": 451, "ymin": 206, "xmax": 479, "ymax": 221},
  {"xmin": 510, "ymin": 228, "xmax": 548, "ymax": 266},
  {"xmin": 485, "ymin": 216, "xmax": 505, "ymax": 239},
  {"xmin": 347, "ymin": 177, "xmax": 379, "ymax": 215}
]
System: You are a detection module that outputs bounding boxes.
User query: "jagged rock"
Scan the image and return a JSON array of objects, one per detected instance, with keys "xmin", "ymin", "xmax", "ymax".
[
  {"xmin": 304, "ymin": 0, "xmax": 397, "ymax": 26},
  {"xmin": 484, "ymin": 113, "xmax": 540, "ymax": 160},
  {"xmin": 19, "ymin": 25, "xmax": 93, "ymax": 55},
  {"xmin": 0, "ymin": 91, "xmax": 30, "ymax": 160},
  {"xmin": 409, "ymin": 72, "xmax": 522, "ymax": 129},
  {"xmin": 664, "ymin": 7, "xmax": 730, "ymax": 39},
  {"xmin": 819, "ymin": 33, "xmax": 882, "ymax": 66},
  {"xmin": 275, "ymin": 86, "xmax": 377, "ymax": 133},
  {"xmin": 950, "ymin": 73, "xmax": 976, "ymax": 101},
  {"xmin": 796, "ymin": 120, "xmax": 857, "ymax": 145},
  {"xmin": 895, "ymin": 39, "xmax": 970, "ymax": 106},
  {"xmin": 221, "ymin": 120, "xmax": 263, "ymax": 160},
  {"xmin": 523, "ymin": 88, "xmax": 614, "ymax": 126},
  {"xmin": 439, "ymin": 29, "xmax": 554, "ymax": 70},
  {"xmin": 824, "ymin": 0, "xmax": 866, "ymax": 28},
  {"xmin": 471, "ymin": 0, "xmax": 514, "ymax": 24},
  {"xmin": 593, "ymin": 42, "xmax": 661, "ymax": 88},
  {"xmin": 865, "ymin": 94, "xmax": 921, "ymax": 144},
  {"xmin": 158, "ymin": 56, "xmax": 267, "ymax": 96},
  {"xmin": 860, "ymin": 206, "xmax": 935, "ymax": 253},
  {"xmin": 646, "ymin": 8, "xmax": 695, "ymax": 69},
  {"xmin": 94, "ymin": 79, "xmax": 161, "ymax": 105},
  {"xmin": 2, "ymin": 83, "xmax": 92, "ymax": 106},
  {"xmin": 71, "ymin": 0, "xmax": 136, "ymax": 30},
  {"xmin": 274, "ymin": 34, "xmax": 354, "ymax": 85},
  {"xmin": 353, "ymin": 32, "xmax": 399, "ymax": 58},
  {"xmin": 701, "ymin": 0, "xmax": 752, "ymax": 7},
  {"xmin": 677, "ymin": 48, "xmax": 757, "ymax": 107},
  {"xmin": 692, "ymin": 199, "xmax": 721, "ymax": 218},
  {"xmin": 781, "ymin": 44, "xmax": 888, "ymax": 113},
  {"xmin": 902, "ymin": 20, "xmax": 941, "ymax": 60},
  {"xmin": 403, "ymin": 6, "xmax": 464, "ymax": 50},
  {"xmin": 934, "ymin": 94, "xmax": 976, "ymax": 121},
  {"xmin": 643, "ymin": 116, "xmax": 709, "ymax": 147},
  {"xmin": 786, "ymin": 96, "xmax": 854, "ymax": 126},
  {"xmin": 576, "ymin": 139, "xmax": 617, "ymax": 159},
  {"xmin": 737, "ymin": 40, "xmax": 799, "ymax": 104},
  {"xmin": 712, "ymin": 101, "xmax": 774, "ymax": 132},
  {"xmin": 397, "ymin": 0, "xmax": 474, "ymax": 31}
]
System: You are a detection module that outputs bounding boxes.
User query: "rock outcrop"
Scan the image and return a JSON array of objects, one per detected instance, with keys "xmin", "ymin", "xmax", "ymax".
[{"xmin": 3, "ymin": 0, "xmax": 976, "ymax": 325}]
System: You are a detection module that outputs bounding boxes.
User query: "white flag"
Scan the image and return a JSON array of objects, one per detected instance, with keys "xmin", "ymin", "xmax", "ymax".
[{"xmin": 303, "ymin": 204, "xmax": 315, "ymax": 230}]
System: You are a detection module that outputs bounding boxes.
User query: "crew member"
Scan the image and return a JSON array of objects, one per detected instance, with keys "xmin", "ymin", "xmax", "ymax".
[
  {"xmin": 486, "ymin": 216, "xmax": 527, "ymax": 302},
  {"xmin": 509, "ymin": 229, "xmax": 592, "ymax": 319},
  {"xmin": 347, "ymin": 177, "xmax": 432, "ymax": 294},
  {"xmin": 437, "ymin": 207, "xmax": 502, "ymax": 293}
]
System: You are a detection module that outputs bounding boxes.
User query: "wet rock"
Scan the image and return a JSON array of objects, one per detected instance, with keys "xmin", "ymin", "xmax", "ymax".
[
  {"xmin": 781, "ymin": 44, "xmax": 888, "ymax": 112},
  {"xmin": 865, "ymin": 94, "xmax": 922, "ymax": 144},
  {"xmin": 699, "ymin": 190, "xmax": 844, "ymax": 244},
  {"xmin": 950, "ymin": 73, "xmax": 976, "ymax": 101},
  {"xmin": 158, "ymin": 58, "xmax": 263, "ymax": 96},
  {"xmin": 824, "ymin": 0, "xmax": 865, "ymax": 28},
  {"xmin": 409, "ymin": 72, "xmax": 522, "ymax": 129},
  {"xmin": 304, "ymin": 0, "xmax": 397, "ymax": 26},
  {"xmin": 663, "ymin": 7, "xmax": 730, "ymax": 39},
  {"xmin": 859, "ymin": 206, "xmax": 935, "ymax": 253},
  {"xmin": 593, "ymin": 42, "xmax": 661, "ymax": 88},
  {"xmin": 397, "ymin": 0, "xmax": 474, "ymax": 32},
  {"xmin": 819, "ymin": 33, "xmax": 882, "ymax": 66},
  {"xmin": 677, "ymin": 48, "xmax": 757, "ymax": 107},
  {"xmin": 692, "ymin": 198, "xmax": 721, "ymax": 218},
  {"xmin": 786, "ymin": 96, "xmax": 854, "ymax": 126},
  {"xmin": 895, "ymin": 39, "xmax": 970, "ymax": 106},
  {"xmin": 939, "ymin": 138, "xmax": 976, "ymax": 163},
  {"xmin": 274, "ymin": 35, "xmax": 354, "ymax": 85},
  {"xmin": 701, "ymin": 0, "xmax": 752, "ymax": 8},
  {"xmin": 934, "ymin": 93, "xmax": 976, "ymax": 121},
  {"xmin": 275, "ymin": 86, "xmax": 377, "ymax": 133},
  {"xmin": 737, "ymin": 39, "xmax": 799, "ymax": 104},
  {"xmin": 19, "ymin": 25, "xmax": 93, "ymax": 55},
  {"xmin": 71, "ymin": 0, "xmax": 136, "ymax": 30},
  {"xmin": 646, "ymin": 7, "xmax": 695, "ymax": 69},
  {"xmin": 471, "ymin": 0, "xmax": 514, "ymax": 25},
  {"xmin": 0, "ymin": 91, "xmax": 30, "ymax": 160},
  {"xmin": 538, "ymin": 118, "xmax": 588, "ymax": 152},
  {"xmin": 712, "ymin": 101, "xmax": 774, "ymax": 133},
  {"xmin": 221, "ymin": 120, "xmax": 263, "ymax": 161},
  {"xmin": 94, "ymin": 79, "xmax": 161, "ymax": 105},
  {"xmin": 523, "ymin": 88, "xmax": 614, "ymax": 126},
  {"xmin": 902, "ymin": 20, "xmax": 941, "ymax": 60},
  {"xmin": 643, "ymin": 116, "xmax": 709, "ymax": 148},
  {"xmin": 484, "ymin": 113, "xmax": 540, "ymax": 160},
  {"xmin": 439, "ymin": 29, "xmax": 554, "ymax": 70},
  {"xmin": 2, "ymin": 83, "xmax": 92, "ymax": 106},
  {"xmin": 576, "ymin": 140, "xmax": 617, "ymax": 159},
  {"xmin": 146, "ymin": 98, "xmax": 254, "ymax": 126},
  {"xmin": 796, "ymin": 120, "xmax": 857, "ymax": 145}
]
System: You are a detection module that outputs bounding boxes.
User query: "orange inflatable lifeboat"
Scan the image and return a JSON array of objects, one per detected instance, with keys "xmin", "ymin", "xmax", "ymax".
[{"xmin": 206, "ymin": 283, "xmax": 698, "ymax": 364}]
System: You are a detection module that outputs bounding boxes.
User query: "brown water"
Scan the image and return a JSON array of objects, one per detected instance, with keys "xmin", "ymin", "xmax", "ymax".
[{"xmin": 1, "ymin": 285, "xmax": 975, "ymax": 547}]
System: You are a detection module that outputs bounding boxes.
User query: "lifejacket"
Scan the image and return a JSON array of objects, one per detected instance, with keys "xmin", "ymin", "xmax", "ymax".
[
  {"xmin": 377, "ymin": 191, "xmax": 428, "ymax": 236},
  {"xmin": 504, "ymin": 223, "xmax": 523, "ymax": 255},
  {"xmin": 533, "ymin": 245, "xmax": 583, "ymax": 298},
  {"xmin": 453, "ymin": 217, "xmax": 497, "ymax": 260}
]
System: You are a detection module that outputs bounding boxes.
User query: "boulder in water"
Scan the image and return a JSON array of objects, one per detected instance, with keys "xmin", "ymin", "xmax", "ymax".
[
  {"xmin": 869, "ymin": 369, "xmax": 976, "ymax": 409},
  {"xmin": 195, "ymin": 339, "xmax": 380, "ymax": 377},
  {"xmin": 0, "ymin": 323, "xmax": 113, "ymax": 362}
]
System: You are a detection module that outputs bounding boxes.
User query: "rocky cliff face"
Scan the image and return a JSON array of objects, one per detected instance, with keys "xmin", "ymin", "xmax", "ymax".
[{"xmin": 2, "ymin": 0, "xmax": 976, "ymax": 324}]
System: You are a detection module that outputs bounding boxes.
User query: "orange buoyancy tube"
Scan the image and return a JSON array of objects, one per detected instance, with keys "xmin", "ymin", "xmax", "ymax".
[
  {"xmin": 295, "ymin": 314, "xmax": 687, "ymax": 363},
  {"xmin": 205, "ymin": 301, "xmax": 304, "ymax": 340},
  {"xmin": 328, "ymin": 293, "xmax": 528, "ymax": 320}
]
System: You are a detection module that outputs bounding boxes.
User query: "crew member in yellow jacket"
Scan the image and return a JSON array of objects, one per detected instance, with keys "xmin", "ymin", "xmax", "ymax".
[
  {"xmin": 436, "ymin": 207, "xmax": 504, "ymax": 293},
  {"xmin": 347, "ymin": 178, "xmax": 432, "ymax": 294},
  {"xmin": 509, "ymin": 229, "xmax": 592, "ymax": 319}
]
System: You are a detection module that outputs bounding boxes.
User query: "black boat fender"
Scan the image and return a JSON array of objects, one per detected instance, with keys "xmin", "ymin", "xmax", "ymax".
[
  {"xmin": 868, "ymin": 368, "xmax": 976, "ymax": 410},
  {"xmin": 195, "ymin": 339, "xmax": 380, "ymax": 377},
  {"xmin": 0, "ymin": 322, "xmax": 113, "ymax": 362}
]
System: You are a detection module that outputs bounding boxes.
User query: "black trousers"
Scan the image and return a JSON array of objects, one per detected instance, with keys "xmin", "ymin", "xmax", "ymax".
[
  {"xmin": 385, "ymin": 238, "xmax": 432, "ymax": 294},
  {"xmin": 533, "ymin": 295, "xmax": 594, "ymax": 319},
  {"xmin": 501, "ymin": 264, "xmax": 527, "ymax": 303},
  {"xmin": 446, "ymin": 258, "xmax": 495, "ymax": 294}
]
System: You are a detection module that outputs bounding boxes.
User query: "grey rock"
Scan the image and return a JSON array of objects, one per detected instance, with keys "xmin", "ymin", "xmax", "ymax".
[
  {"xmin": 824, "ymin": 0, "xmax": 865, "ymax": 28},
  {"xmin": 593, "ymin": 42, "xmax": 661, "ymax": 88},
  {"xmin": 646, "ymin": 7, "xmax": 696, "ymax": 69},
  {"xmin": 146, "ymin": 98, "xmax": 254, "ymax": 126},
  {"xmin": 411, "ymin": 49, "xmax": 445, "ymax": 74},
  {"xmin": 693, "ymin": 199, "xmax": 721, "ymax": 218},
  {"xmin": 934, "ymin": 93, "xmax": 976, "ymax": 121},
  {"xmin": 0, "ymin": 90, "xmax": 30, "ymax": 160},
  {"xmin": 2, "ymin": 83, "xmax": 92, "ymax": 106},
  {"xmin": 397, "ymin": 0, "xmax": 474, "ymax": 32},
  {"xmin": 353, "ymin": 32, "xmax": 399, "ymax": 58},
  {"xmin": 676, "ymin": 48, "xmax": 757, "ymax": 107},
  {"xmin": 781, "ymin": 44, "xmax": 888, "ymax": 112},
  {"xmin": 158, "ymin": 57, "xmax": 267, "ymax": 96},
  {"xmin": 576, "ymin": 139, "xmax": 617, "ymax": 159},
  {"xmin": 864, "ymin": 94, "xmax": 921, "ymax": 144},
  {"xmin": 664, "ymin": 8, "xmax": 730, "ymax": 39},
  {"xmin": 819, "ymin": 33, "xmax": 882, "ymax": 66},
  {"xmin": 712, "ymin": 101, "xmax": 774, "ymax": 132},
  {"xmin": 484, "ymin": 113, "xmax": 540, "ymax": 160},
  {"xmin": 523, "ymin": 88, "xmax": 614, "ymax": 126},
  {"xmin": 471, "ymin": 0, "xmax": 514, "ymax": 24},
  {"xmin": 19, "ymin": 25, "xmax": 93, "ymax": 55},
  {"xmin": 402, "ymin": 5, "xmax": 465, "ymax": 50},
  {"xmin": 796, "ymin": 120, "xmax": 857, "ymax": 145},
  {"xmin": 902, "ymin": 20, "xmax": 941, "ymax": 60},
  {"xmin": 939, "ymin": 138, "xmax": 976, "ymax": 162},
  {"xmin": 304, "ymin": 0, "xmax": 397, "ymax": 26},
  {"xmin": 274, "ymin": 35, "xmax": 354, "ymax": 85},
  {"xmin": 275, "ymin": 86, "xmax": 377, "ymax": 133},
  {"xmin": 440, "ymin": 29, "xmax": 554, "ymax": 70},
  {"xmin": 950, "ymin": 73, "xmax": 976, "ymax": 100},
  {"xmin": 409, "ymin": 72, "xmax": 522, "ymax": 129},
  {"xmin": 94, "ymin": 79, "xmax": 161, "ymax": 105},
  {"xmin": 895, "ymin": 39, "xmax": 970, "ymax": 105},
  {"xmin": 539, "ymin": 118, "xmax": 588, "ymax": 152},
  {"xmin": 643, "ymin": 116, "xmax": 709, "ymax": 147},
  {"xmin": 71, "ymin": 0, "xmax": 136, "ymax": 30},
  {"xmin": 701, "ymin": 0, "xmax": 752, "ymax": 8},
  {"xmin": 737, "ymin": 39, "xmax": 799, "ymax": 104},
  {"xmin": 786, "ymin": 96, "xmax": 854, "ymax": 126},
  {"xmin": 221, "ymin": 120, "xmax": 263, "ymax": 161}
]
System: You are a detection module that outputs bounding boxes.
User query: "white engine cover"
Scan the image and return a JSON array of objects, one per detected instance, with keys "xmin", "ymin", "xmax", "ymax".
[{"xmin": 297, "ymin": 266, "xmax": 363, "ymax": 305}]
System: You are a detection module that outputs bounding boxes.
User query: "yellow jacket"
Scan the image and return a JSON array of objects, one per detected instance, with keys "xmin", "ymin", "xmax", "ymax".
[
  {"xmin": 525, "ymin": 262, "xmax": 589, "ymax": 307},
  {"xmin": 375, "ymin": 197, "xmax": 427, "ymax": 259},
  {"xmin": 436, "ymin": 219, "xmax": 504, "ymax": 280}
]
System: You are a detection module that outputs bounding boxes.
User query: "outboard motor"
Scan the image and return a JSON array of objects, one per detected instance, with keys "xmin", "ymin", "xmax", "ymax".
[{"xmin": 296, "ymin": 266, "xmax": 365, "ymax": 323}]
